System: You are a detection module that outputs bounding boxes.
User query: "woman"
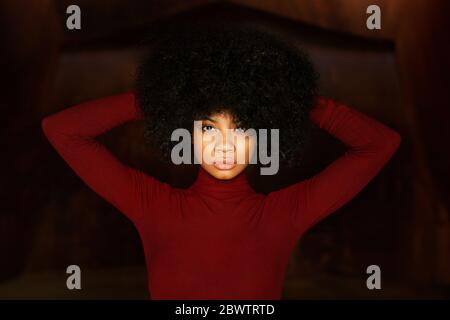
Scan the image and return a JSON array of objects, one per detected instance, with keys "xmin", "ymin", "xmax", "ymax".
[{"xmin": 41, "ymin": 24, "xmax": 401, "ymax": 299}]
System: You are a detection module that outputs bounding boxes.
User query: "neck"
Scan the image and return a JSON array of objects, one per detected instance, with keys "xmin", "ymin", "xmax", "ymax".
[{"xmin": 191, "ymin": 166, "xmax": 255, "ymax": 201}]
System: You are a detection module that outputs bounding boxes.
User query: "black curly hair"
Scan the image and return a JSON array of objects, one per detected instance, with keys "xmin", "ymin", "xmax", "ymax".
[{"xmin": 135, "ymin": 22, "xmax": 319, "ymax": 167}]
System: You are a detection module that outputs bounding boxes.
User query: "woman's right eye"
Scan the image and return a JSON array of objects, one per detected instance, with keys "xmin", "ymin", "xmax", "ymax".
[{"xmin": 202, "ymin": 125, "xmax": 216, "ymax": 132}]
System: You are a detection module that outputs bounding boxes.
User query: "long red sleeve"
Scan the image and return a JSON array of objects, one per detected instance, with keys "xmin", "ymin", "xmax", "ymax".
[
  {"xmin": 266, "ymin": 97, "xmax": 401, "ymax": 236},
  {"xmin": 41, "ymin": 92, "xmax": 168, "ymax": 225}
]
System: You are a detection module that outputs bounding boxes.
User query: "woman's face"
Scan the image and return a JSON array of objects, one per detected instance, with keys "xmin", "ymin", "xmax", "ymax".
[{"xmin": 193, "ymin": 111, "xmax": 256, "ymax": 180}]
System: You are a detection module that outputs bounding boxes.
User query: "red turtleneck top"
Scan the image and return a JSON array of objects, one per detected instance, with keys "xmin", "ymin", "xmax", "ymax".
[{"xmin": 41, "ymin": 92, "xmax": 401, "ymax": 299}]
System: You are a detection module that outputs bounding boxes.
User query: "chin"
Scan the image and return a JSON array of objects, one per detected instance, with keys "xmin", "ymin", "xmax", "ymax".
[{"xmin": 202, "ymin": 164, "xmax": 248, "ymax": 180}]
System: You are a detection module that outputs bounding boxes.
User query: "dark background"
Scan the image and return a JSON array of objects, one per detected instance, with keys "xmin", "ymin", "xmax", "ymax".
[{"xmin": 0, "ymin": 0, "xmax": 449, "ymax": 299}]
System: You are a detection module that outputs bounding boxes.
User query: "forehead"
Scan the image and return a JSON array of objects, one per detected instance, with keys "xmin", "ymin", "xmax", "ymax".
[{"xmin": 205, "ymin": 111, "xmax": 236, "ymax": 122}]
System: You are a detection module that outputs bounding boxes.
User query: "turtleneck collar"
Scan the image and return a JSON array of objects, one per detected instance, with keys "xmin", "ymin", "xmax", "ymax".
[{"xmin": 190, "ymin": 167, "xmax": 256, "ymax": 201}]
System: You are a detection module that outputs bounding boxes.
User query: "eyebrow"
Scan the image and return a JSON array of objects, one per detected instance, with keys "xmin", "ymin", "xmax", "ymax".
[{"xmin": 203, "ymin": 117, "xmax": 217, "ymax": 123}]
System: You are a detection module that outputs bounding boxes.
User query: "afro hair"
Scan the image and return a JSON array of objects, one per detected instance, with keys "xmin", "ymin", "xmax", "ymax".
[{"xmin": 135, "ymin": 22, "xmax": 319, "ymax": 167}]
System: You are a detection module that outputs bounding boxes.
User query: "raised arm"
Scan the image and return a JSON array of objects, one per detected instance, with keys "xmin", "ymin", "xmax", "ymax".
[
  {"xmin": 41, "ymin": 92, "xmax": 168, "ymax": 224},
  {"xmin": 266, "ymin": 97, "xmax": 401, "ymax": 236}
]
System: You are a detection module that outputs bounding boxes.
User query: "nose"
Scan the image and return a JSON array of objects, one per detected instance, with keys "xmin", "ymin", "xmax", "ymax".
[
  {"xmin": 214, "ymin": 138, "xmax": 234, "ymax": 157},
  {"xmin": 215, "ymin": 143, "xmax": 233, "ymax": 153}
]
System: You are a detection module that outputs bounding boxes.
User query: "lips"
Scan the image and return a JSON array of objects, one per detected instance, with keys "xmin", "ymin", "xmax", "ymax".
[{"xmin": 213, "ymin": 157, "xmax": 235, "ymax": 170}]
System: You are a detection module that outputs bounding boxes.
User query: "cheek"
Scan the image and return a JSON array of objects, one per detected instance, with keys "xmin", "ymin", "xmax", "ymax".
[
  {"xmin": 193, "ymin": 133, "xmax": 216, "ymax": 162},
  {"xmin": 201, "ymin": 135, "xmax": 216, "ymax": 155},
  {"xmin": 235, "ymin": 136, "xmax": 256, "ymax": 163},
  {"xmin": 235, "ymin": 139, "xmax": 246, "ymax": 153},
  {"xmin": 202, "ymin": 134, "xmax": 214, "ymax": 144}
]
